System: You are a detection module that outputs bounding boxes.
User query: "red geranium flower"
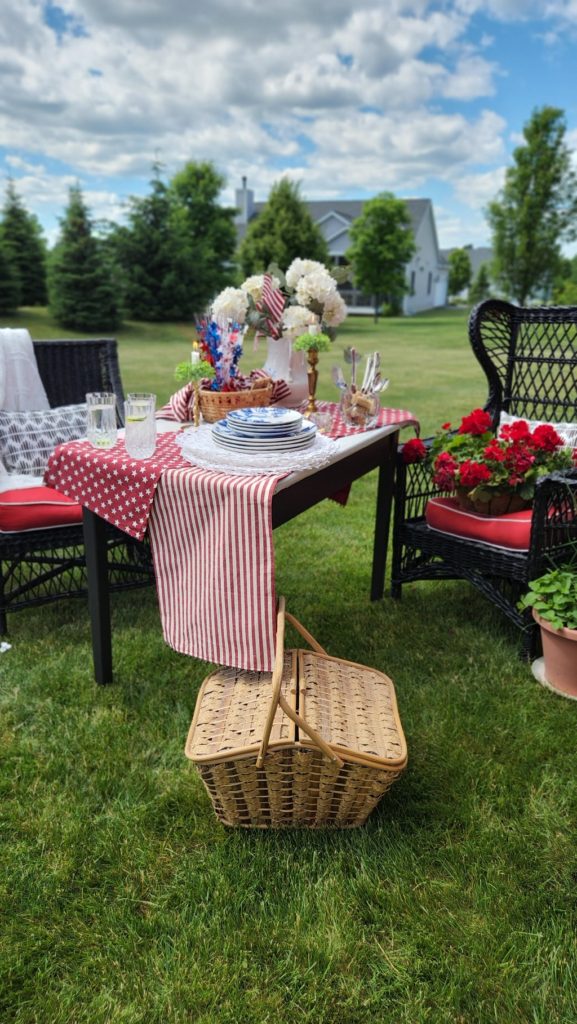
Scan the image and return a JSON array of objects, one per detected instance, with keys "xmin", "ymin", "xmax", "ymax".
[
  {"xmin": 458, "ymin": 409, "xmax": 493, "ymax": 436},
  {"xmin": 531, "ymin": 423, "xmax": 563, "ymax": 452},
  {"xmin": 403, "ymin": 437, "xmax": 427, "ymax": 464},
  {"xmin": 459, "ymin": 460, "xmax": 492, "ymax": 488},
  {"xmin": 432, "ymin": 452, "xmax": 459, "ymax": 490},
  {"xmin": 500, "ymin": 419, "xmax": 530, "ymax": 441}
]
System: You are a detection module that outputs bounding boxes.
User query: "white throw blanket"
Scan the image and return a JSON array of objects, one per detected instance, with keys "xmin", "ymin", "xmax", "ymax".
[
  {"xmin": 0, "ymin": 328, "xmax": 50, "ymax": 412},
  {"xmin": 0, "ymin": 328, "xmax": 50, "ymax": 490}
]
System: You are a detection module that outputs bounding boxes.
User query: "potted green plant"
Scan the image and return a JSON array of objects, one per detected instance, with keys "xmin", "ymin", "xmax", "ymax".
[{"xmin": 519, "ymin": 567, "xmax": 577, "ymax": 697}]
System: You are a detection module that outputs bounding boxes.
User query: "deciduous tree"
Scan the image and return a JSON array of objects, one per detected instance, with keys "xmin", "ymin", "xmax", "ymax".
[
  {"xmin": 346, "ymin": 192, "xmax": 415, "ymax": 320},
  {"xmin": 486, "ymin": 106, "xmax": 577, "ymax": 305},
  {"xmin": 238, "ymin": 179, "xmax": 329, "ymax": 276},
  {"xmin": 468, "ymin": 263, "xmax": 492, "ymax": 305},
  {"xmin": 447, "ymin": 248, "xmax": 472, "ymax": 298}
]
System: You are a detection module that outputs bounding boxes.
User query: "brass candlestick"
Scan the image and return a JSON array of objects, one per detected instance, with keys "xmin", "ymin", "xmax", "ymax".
[{"xmin": 305, "ymin": 347, "xmax": 319, "ymax": 416}]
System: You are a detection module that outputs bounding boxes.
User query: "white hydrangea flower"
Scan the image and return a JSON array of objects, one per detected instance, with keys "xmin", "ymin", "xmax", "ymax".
[
  {"xmin": 322, "ymin": 290, "xmax": 347, "ymax": 327},
  {"xmin": 282, "ymin": 304, "xmax": 318, "ymax": 334},
  {"xmin": 295, "ymin": 268, "xmax": 337, "ymax": 307},
  {"xmin": 285, "ymin": 259, "xmax": 328, "ymax": 290},
  {"xmin": 212, "ymin": 287, "xmax": 249, "ymax": 324},
  {"xmin": 240, "ymin": 274, "xmax": 281, "ymax": 303}
]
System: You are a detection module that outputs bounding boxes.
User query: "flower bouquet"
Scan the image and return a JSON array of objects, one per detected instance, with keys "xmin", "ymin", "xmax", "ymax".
[
  {"xmin": 211, "ymin": 260, "xmax": 349, "ymax": 407},
  {"xmin": 212, "ymin": 258, "xmax": 348, "ymax": 340},
  {"xmin": 403, "ymin": 408, "xmax": 575, "ymax": 515},
  {"xmin": 175, "ymin": 319, "xmax": 272, "ymax": 424}
]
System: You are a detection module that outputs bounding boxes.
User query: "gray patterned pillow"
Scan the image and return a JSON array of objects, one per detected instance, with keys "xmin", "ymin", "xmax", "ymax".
[{"xmin": 0, "ymin": 404, "xmax": 87, "ymax": 474}]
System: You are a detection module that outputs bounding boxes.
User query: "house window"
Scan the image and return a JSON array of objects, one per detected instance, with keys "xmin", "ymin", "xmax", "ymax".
[
  {"xmin": 410, "ymin": 271, "xmax": 415, "ymax": 295},
  {"xmin": 427, "ymin": 272, "xmax": 432, "ymax": 295}
]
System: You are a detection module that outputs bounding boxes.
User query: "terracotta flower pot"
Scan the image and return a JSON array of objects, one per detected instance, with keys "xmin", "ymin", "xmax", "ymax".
[
  {"xmin": 455, "ymin": 488, "xmax": 531, "ymax": 516},
  {"xmin": 533, "ymin": 609, "xmax": 577, "ymax": 697}
]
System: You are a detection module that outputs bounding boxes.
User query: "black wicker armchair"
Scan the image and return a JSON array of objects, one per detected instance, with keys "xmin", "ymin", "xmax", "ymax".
[
  {"xmin": 0, "ymin": 337, "xmax": 153, "ymax": 633},
  {"xmin": 391, "ymin": 300, "xmax": 577, "ymax": 659}
]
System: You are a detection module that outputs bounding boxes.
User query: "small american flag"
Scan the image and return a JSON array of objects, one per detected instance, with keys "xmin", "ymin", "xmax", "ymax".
[{"xmin": 260, "ymin": 273, "xmax": 285, "ymax": 339}]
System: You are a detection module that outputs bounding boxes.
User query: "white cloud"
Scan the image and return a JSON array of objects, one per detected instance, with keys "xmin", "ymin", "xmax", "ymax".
[{"xmin": 0, "ymin": 0, "xmax": 574, "ymax": 252}]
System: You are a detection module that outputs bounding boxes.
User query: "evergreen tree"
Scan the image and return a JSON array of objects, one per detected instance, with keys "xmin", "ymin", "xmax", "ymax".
[
  {"xmin": 486, "ymin": 106, "xmax": 577, "ymax": 304},
  {"xmin": 111, "ymin": 161, "xmax": 237, "ymax": 321},
  {"xmin": 469, "ymin": 264, "xmax": 491, "ymax": 304},
  {"xmin": 0, "ymin": 239, "xmax": 21, "ymax": 314},
  {"xmin": 0, "ymin": 180, "xmax": 47, "ymax": 305},
  {"xmin": 48, "ymin": 185, "xmax": 120, "ymax": 331},
  {"xmin": 346, "ymin": 192, "xmax": 416, "ymax": 320},
  {"xmin": 238, "ymin": 179, "xmax": 329, "ymax": 276},
  {"xmin": 168, "ymin": 161, "xmax": 237, "ymax": 316},
  {"xmin": 108, "ymin": 167, "xmax": 180, "ymax": 321},
  {"xmin": 447, "ymin": 248, "xmax": 472, "ymax": 298}
]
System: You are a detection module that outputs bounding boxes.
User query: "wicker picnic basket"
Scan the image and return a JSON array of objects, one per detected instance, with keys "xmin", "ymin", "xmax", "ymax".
[
  {"xmin": 199, "ymin": 377, "xmax": 273, "ymax": 423},
  {"xmin": 185, "ymin": 598, "xmax": 408, "ymax": 828}
]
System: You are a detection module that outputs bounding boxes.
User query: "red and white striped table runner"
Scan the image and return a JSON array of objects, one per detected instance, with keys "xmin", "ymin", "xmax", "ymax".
[{"xmin": 149, "ymin": 466, "xmax": 281, "ymax": 671}]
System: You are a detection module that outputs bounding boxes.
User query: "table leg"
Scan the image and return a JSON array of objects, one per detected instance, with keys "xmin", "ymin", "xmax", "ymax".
[
  {"xmin": 370, "ymin": 432, "xmax": 397, "ymax": 601},
  {"xmin": 82, "ymin": 508, "xmax": 113, "ymax": 685}
]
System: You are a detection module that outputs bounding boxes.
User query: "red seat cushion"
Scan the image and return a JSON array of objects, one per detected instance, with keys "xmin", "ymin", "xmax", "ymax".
[
  {"xmin": 425, "ymin": 497, "xmax": 532, "ymax": 551},
  {"xmin": 0, "ymin": 486, "xmax": 83, "ymax": 532}
]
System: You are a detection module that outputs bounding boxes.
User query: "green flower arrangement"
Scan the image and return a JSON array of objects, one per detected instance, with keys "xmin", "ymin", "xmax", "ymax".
[
  {"xmin": 293, "ymin": 331, "xmax": 332, "ymax": 352},
  {"xmin": 175, "ymin": 360, "xmax": 215, "ymax": 385}
]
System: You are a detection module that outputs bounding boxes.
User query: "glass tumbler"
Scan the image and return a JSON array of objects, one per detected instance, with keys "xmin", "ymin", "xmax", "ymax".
[
  {"xmin": 86, "ymin": 392, "xmax": 117, "ymax": 449},
  {"xmin": 124, "ymin": 393, "xmax": 157, "ymax": 459}
]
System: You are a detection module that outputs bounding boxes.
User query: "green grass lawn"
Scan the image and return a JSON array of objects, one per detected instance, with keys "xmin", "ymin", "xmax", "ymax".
[{"xmin": 2, "ymin": 308, "xmax": 577, "ymax": 1023}]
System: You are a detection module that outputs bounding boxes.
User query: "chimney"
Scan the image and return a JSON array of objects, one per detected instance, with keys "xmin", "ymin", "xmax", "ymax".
[{"xmin": 235, "ymin": 176, "xmax": 254, "ymax": 225}]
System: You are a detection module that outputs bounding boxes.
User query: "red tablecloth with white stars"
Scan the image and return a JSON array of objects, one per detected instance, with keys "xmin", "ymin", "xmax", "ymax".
[{"xmin": 44, "ymin": 404, "xmax": 417, "ymax": 671}]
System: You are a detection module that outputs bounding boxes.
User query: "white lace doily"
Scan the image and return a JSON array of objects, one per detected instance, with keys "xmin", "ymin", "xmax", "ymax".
[{"xmin": 175, "ymin": 422, "xmax": 335, "ymax": 476}]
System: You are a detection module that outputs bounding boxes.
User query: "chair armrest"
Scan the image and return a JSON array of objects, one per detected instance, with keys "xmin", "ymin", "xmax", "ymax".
[
  {"xmin": 529, "ymin": 470, "xmax": 577, "ymax": 570},
  {"xmin": 396, "ymin": 435, "xmax": 445, "ymax": 522}
]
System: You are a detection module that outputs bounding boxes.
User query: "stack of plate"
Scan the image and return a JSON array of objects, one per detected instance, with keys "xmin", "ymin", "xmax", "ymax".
[{"xmin": 212, "ymin": 407, "xmax": 317, "ymax": 452}]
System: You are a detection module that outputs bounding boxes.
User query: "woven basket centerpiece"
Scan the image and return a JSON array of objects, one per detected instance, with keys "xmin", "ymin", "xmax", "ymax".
[
  {"xmin": 185, "ymin": 598, "xmax": 408, "ymax": 829},
  {"xmin": 199, "ymin": 377, "xmax": 273, "ymax": 424}
]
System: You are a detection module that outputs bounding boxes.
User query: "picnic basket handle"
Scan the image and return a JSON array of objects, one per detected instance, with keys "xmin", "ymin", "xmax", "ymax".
[{"xmin": 256, "ymin": 598, "xmax": 343, "ymax": 769}]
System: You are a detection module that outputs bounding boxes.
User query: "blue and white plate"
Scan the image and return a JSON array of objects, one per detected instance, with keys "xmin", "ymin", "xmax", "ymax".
[
  {"xmin": 212, "ymin": 418, "xmax": 316, "ymax": 452},
  {"xmin": 225, "ymin": 407, "xmax": 303, "ymax": 437},
  {"xmin": 227, "ymin": 407, "xmax": 303, "ymax": 429}
]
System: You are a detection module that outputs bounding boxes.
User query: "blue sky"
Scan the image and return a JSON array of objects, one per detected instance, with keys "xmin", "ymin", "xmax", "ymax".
[{"xmin": 1, "ymin": 1, "xmax": 576, "ymax": 253}]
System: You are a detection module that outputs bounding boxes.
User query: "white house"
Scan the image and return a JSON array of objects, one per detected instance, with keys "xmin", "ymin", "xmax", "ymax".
[{"xmin": 235, "ymin": 179, "xmax": 448, "ymax": 315}]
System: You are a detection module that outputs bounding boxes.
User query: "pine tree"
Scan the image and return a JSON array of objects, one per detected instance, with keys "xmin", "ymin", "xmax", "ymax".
[
  {"xmin": 0, "ymin": 239, "xmax": 21, "ymax": 314},
  {"xmin": 238, "ymin": 179, "xmax": 330, "ymax": 276},
  {"xmin": 108, "ymin": 168, "xmax": 178, "ymax": 321},
  {"xmin": 48, "ymin": 186, "xmax": 120, "ymax": 331},
  {"xmin": 110, "ymin": 161, "xmax": 237, "ymax": 321},
  {"xmin": 0, "ymin": 180, "xmax": 47, "ymax": 305}
]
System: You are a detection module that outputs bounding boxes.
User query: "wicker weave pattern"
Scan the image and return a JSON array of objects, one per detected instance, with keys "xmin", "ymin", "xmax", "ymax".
[
  {"xmin": 186, "ymin": 600, "xmax": 407, "ymax": 829},
  {"xmin": 199, "ymin": 382, "xmax": 273, "ymax": 423}
]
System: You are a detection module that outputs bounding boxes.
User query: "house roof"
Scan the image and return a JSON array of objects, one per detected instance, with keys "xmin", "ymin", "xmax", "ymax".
[{"xmin": 250, "ymin": 197, "xmax": 430, "ymax": 237}]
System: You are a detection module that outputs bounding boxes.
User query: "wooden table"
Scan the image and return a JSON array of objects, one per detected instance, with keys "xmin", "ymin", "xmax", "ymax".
[{"xmin": 81, "ymin": 423, "xmax": 401, "ymax": 683}]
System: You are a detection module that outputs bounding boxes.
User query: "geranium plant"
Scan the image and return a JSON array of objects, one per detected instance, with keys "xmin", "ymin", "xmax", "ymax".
[
  {"xmin": 403, "ymin": 408, "xmax": 574, "ymax": 513},
  {"xmin": 211, "ymin": 259, "xmax": 348, "ymax": 341}
]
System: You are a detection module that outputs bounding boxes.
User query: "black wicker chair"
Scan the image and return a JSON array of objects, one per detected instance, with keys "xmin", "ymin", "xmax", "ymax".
[
  {"xmin": 391, "ymin": 299, "xmax": 577, "ymax": 659},
  {"xmin": 0, "ymin": 337, "xmax": 153, "ymax": 633}
]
